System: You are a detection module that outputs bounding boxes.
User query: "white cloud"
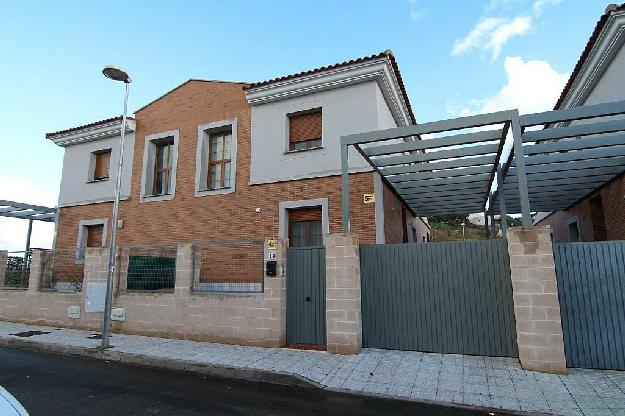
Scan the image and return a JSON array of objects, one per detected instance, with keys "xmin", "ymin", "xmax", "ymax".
[
  {"xmin": 408, "ymin": 0, "xmax": 425, "ymax": 22},
  {"xmin": 452, "ymin": 16, "xmax": 532, "ymax": 61},
  {"xmin": 452, "ymin": 0, "xmax": 563, "ymax": 60},
  {"xmin": 0, "ymin": 175, "xmax": 57, "ymax": 252},
  {"xmin": 474, "ymin": 56, "xmax": 569, "ymax": 114}
]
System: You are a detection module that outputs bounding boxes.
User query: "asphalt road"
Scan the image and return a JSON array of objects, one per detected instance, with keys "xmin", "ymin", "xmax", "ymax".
[{"xmin": 0, "ymin": 347, "xmax": 508, "ymax": 416}]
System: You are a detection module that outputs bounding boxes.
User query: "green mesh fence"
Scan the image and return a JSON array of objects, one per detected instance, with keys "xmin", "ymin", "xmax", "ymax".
[{"xmin": 126, "ymin": 255, "xmax": 176, "ymax": 291}]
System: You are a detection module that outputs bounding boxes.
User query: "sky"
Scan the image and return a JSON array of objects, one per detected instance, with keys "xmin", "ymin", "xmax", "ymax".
[{"xmin": 0, "ymin": 0, "xmax": 610, "ymax": 251}]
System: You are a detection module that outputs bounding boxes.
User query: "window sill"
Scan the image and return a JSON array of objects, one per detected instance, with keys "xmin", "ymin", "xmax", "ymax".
[
  {"xmin": 86, "ymin": 178, "xmax": 109, "ymax": 183},
  {"xmin": 141, "ymin": 193, "xmax": 174, "ymax": 203},
  {"xmin": 284, "ymin": 146, "xmax": 324, "ymax": 155},
  {"xmin": 195, "ymin": 187, "xmax": 235, "ymax": 198}
]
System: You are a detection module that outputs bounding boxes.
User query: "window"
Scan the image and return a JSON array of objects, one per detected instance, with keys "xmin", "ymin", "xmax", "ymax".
[
  {"xmin": 195, "ymin": 119, "xmax": 237, "ymax": 197},
  {"xmin": 140, "ymin": 130, "xmax": 179, "ymax": 202},
  {"xmin": 590, "ymin": 194, "xmax": 607, "ymax": 241},
  {"xmin": 86, "ymin": 224, "xmax": 104, "ymax": 248},
  {"xmin": 568, "ymin": 220, "xmax": 580, "ymax": 242},
  {"xmin": 288, "ymin": 109, "xmax": 322, "ymax": 151},
  {"xmin": 90, "ymin": 149, "xmax": 111, "ymax": 181},
  {"xmin": 76, "ymin": 219, "xmax": 107, "ymax": 262},
  {"xmin": 152, "ymin": 139, "xmax": 174, "ymax": 196},
  {"xmin": 208, "ymin": 130, "xmax": 232, "ymax": 190},
  {"xmin": 288, "ymin": 207, "xmax": 323, "ymax": 247}
]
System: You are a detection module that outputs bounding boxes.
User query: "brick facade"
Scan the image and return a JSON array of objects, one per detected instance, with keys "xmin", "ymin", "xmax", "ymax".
[
  {"xmin": 537, "ymin": 175, "xmax": 625, "ymax": 243},
  {"xmin": 54, "ymin": 81, "xmax": 386, "ymax": 249}
]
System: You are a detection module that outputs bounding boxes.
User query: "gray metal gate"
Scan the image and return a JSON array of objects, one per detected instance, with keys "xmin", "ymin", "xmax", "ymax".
[
  {"xmin": 554, "ymin": 241, "xmax": 625, "ymax": 370},
  {"xmin": 360, "ymin": 239, "xmax": 517, "ymax": 357},
  {"xmin": 286, "ymin": 246, "xmax": 326, "ymax": 345}
]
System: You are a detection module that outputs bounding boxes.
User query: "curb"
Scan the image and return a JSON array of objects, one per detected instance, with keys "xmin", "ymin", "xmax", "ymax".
[
  {"xmin": 0, "ymin": 336, "xmax": 320, "ymax": 390},
  {"xmin": 0, "ymin": 336, "xmax": 543, "ymax": 416}
]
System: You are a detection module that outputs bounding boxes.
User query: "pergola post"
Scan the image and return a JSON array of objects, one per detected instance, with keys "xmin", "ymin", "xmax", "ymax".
[
  {"xmin": 22, "ymin": 218, "xmax": 33, "ymax": 279},
  {"xmin": 497, "ymin": 166, "xmax": 508, "ymax": 234},
  {"xmin": 510, "ymin": 111, "xmax": 532, "ymax": 227},
  {"xmin": 484, "ymin": 210, "xmax": 490, "ymax": 239},
  {"xmin": 341, "ymin": 143, "xmax": 350, "ymax": 234}
]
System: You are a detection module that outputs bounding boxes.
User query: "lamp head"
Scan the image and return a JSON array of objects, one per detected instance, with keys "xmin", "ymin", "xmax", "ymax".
[{"xmin": 102, "ymin": 65, "xmax": 131, "ymax": 83}]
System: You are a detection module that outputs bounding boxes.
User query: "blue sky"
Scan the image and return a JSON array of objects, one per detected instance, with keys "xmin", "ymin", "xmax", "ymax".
[{"xmin": 0, "ymin": 0, "xmax": 608, "ymax": 249}]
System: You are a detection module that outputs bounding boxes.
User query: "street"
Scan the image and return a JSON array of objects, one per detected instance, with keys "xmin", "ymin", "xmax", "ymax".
[{"xmin": 0, "ymin": 347, "xmax": 508, "ymax": 416}]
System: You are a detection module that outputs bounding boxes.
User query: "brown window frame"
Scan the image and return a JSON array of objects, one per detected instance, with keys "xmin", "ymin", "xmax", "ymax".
[
  {"xmin": 152, "ymin": 140, "xmax": 174, "ymax": 196},
  {"xmin": 207, "ymin": 130, "xmax": 233, "ymax": 190},
  {"xmin": 288, "ymin": 108, "xmax": 322, "ymax": 152},
  {"xmin": 92, "ymin": 149, "xmax": 112, "ymax": 181}
]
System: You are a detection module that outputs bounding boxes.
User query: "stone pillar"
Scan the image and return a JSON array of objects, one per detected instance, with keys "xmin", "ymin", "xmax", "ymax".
[
  {"xmin": 174, "ymin": 244, "xmax": 193, "ymax": 297},
  {"xmin": 0, "ymin": 250, "xmax": 7, "ymax": 286},
  {"xmin": 27, "ymin": 250, "xmax": 43, "ymax": 292},
  {"xmin": 325, "ymin": 234, "xmax": 362, "ymax": 355},
  {"xmin": 264, "ymin": 238, "xmax": 287, "ymax": 346},
  {"xmin": 506, "ymin": 227, "xmax": 567, "ymax": 374}
]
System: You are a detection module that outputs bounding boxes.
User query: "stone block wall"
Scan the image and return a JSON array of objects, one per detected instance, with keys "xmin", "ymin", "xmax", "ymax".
[
  {"xmin": 325, "ymin": 234, "xmax": 362, "ymax": 354},
  {"xmin": 506, "ymin": 227, "xmax": 567, "ymax": 374}
]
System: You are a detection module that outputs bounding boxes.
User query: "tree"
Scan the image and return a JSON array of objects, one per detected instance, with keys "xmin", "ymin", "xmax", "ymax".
[{"xmin": 428, "ymin": 214, "xmax": 469, "ymax": 228}]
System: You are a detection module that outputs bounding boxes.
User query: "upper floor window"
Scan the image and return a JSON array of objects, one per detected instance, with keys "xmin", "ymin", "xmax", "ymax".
[
  {"xmin": 195, "ymin": 119, "xmax": 237, "ymax": 197},
  {"xmin": 208, "ymin": 130, "xmax": 232, "ymax": 190},
  {"xmin": 153, "ymin": 139, "xmax": 174, "ymax": 196},
  {"xmin": 288, "ymin": 108, "xmax": 322, "ymax": 151},
  {"xmin": 89, "ymin": 149, "xmax": 111, "ymax": 181},
  {"xmin": 140, "ymin": 130, "xmax": 179, "ymax": 203}
]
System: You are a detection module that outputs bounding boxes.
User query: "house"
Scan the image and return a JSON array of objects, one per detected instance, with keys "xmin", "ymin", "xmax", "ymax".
[
  {"xmin": 47, "ymin": 51, "xmax": 430, "ymax": 260},
  {"xmin": 535, "ymin": 4, "xmax": 625, "ymax": 242}
]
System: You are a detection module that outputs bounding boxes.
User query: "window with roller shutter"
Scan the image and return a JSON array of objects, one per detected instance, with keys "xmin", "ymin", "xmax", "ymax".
[{"xmin": 288, "ymin": 109, "xmax": 322, "ymax": 151}]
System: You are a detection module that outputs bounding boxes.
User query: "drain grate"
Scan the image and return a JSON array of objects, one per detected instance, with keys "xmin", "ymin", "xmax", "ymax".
[{"xmin": 9, "ymin": 330, "xmax": 51, "ymax": 337}]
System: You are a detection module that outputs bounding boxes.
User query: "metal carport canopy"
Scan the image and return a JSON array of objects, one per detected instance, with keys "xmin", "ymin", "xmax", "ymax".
[{"xmin": 339, "ymin": 98, "xmax": 625, "ymax": 234}]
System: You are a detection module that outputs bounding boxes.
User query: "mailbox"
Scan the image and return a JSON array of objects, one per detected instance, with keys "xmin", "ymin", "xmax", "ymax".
[{"xmin": 265, "ymin": 260, "xmax": 277, "ymax": 277}]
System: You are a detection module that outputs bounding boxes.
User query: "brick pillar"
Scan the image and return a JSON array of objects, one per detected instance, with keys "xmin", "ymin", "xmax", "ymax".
[
  {"xmin": 27, "ymin": 250, "xmax": 43, "ymax": 292},
  {"xmin": 325, "ymin": 234, "xmax": 362, "ymax": 355},
  {"xmin": 174, "ymin": 243, "xmax": 193, "ymax": 296},
  {"xmin": 265, "ymin": 238, "xmax": 287, "ymax": 346},
  {"xmin": 0, "ymin": 250, "xmax": 7, "ymax": 286},
  {"xmin": 507, "ymin": 227, "xmax": 567, "ymax": 374}
]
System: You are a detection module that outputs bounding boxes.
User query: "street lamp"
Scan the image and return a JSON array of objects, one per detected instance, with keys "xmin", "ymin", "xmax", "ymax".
[{"xmin": 101, "ymin": 65, "xmax": 131, "ymax": 349}]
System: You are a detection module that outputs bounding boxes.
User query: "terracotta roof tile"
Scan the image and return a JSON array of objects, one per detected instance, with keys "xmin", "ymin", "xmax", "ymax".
[
  {"xmin": 45, "ymin": 116, "xmax": 135, "ymax": 138},
  {"xmin": 245, "ymin": 50, "xmax": 416, "ymax": 124}
]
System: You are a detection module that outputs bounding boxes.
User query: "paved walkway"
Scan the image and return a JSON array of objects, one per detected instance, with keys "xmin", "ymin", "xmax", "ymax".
[{"xmin": 1, "ymin": 321, "xmax": 624, "ymax": 416}]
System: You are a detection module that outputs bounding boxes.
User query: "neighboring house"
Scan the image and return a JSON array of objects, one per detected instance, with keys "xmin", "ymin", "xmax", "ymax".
[
  {"xmin": 536, "ymin": 4, "xmax": 625, "ymax": 243},
  {"xmin": 46, "ymin": 50, "xmax": 430, "ymax": 255}
]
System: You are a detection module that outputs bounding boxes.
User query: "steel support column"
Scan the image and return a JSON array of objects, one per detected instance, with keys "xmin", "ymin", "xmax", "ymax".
[
  {"xmin": 510, "ymin": 110, "xmax": 532, "ymax": 226},
  {"xmin": 497, "ymin": 166, "xmax": 508, "ymax": 233},
  {"xmin": 341, "ymin": 144, "xmax": 350, "ymax": 234}
]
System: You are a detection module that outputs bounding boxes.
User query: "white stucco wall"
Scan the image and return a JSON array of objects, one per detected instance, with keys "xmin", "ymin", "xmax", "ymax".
[
  {"xmin": 249, "ymin": 81, "xmax": 383, "ymax": 185},
  {"xmin": 582, "ymin": 35, "xmax": 625, "ymax": 106},
  {"xmin": 57, "ymin": 133, "xmax": 135, "ymax": 207}
]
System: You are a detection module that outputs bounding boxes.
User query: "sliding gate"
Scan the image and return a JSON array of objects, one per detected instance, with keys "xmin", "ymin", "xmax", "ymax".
[
  {"xmin": 360, "ymin": 239, "xmax": 517, "ymax": 357},
  {"xmin": 554, "ymin": 241, "xmax": 625, "ymax": 370}
]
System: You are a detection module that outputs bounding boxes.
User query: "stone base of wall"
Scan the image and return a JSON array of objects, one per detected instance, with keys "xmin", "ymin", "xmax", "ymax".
[{"xmin": 0, "ymin": 242, "xmax": 287, "ymax": 348}]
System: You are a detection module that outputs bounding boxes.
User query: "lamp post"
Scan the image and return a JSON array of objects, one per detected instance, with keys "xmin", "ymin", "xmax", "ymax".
[{"xmin": 101, "ymin": 65, "xmax": 131, "ymax": 348}]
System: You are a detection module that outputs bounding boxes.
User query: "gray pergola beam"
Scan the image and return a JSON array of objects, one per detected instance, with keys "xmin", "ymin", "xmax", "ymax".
[
  {"xmin": 517, "ymin": 145, "xmax": 625, "ymax": 167},
  {"xmin": 508, "ymin": 156, "xmax": 625, "ymax": 176},
  {"xmin": 519, "ymin": 99, "xmax": 625, "ymax": 127},
  {"xmin": 522, "ymin": 119, "xmax": 625, "ymax": 143},
  {"xmin": 0, "ymin": 200, "xmax": 55, "ymax": 213},
  {"xmin": 387, "ymin": 165, "xmax": 492, "ymax": 183},
  {"xmin": 506, "ymin": 165, "xmax": 624, "ymax": 184},
  {"xmin": 393, "ymin": 173, "xmax": 492, "ymax": 191},
  {"xmin": 504, "ymin": 173, "xmax": 615, "ymax": 189},
  {"xmin": 510, "ymin": 110, "xmax": 532, "ymax": 227},
  {"xmin": 363, "ymin": 128, "xmax": 503, "ymax": 157},
  {"xmin": 524, "ymin": 133, "xmax": 625, "ymax": 156},
  {"xmin": 379, "ymin": 154, "xmax": 496, "ymax": 176},
  {"xmin": 342, "ymin": 109, "xmax": 515, "ymax": 146},
  {"xmin": 371, "ymin": 142, "xmax": 499, "ymax": 167},
  {"xmin": 400, "ymin": 185, "xmax": 490, "ymax": 199}
]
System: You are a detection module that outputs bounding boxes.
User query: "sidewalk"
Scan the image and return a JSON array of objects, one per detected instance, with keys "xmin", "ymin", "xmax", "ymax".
[{"xmin": 1, "ymin": 321, "xmax": 623, "ymax": 416}]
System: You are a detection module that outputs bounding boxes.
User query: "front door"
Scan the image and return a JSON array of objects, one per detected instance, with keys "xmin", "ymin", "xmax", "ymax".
[{"xmin": 286, "ymin": 246, "xmax": 326, "ymax": 346}]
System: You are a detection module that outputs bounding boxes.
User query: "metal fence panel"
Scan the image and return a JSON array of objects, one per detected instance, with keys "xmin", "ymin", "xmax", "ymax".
[
  {"xmin": 1, "ymin": 251, "xmax": 31, "ymax": 289},
  {"xmin": 360, "ymin": 239, "xmax": 517, "ymax": 357},
  {"xmin": 40, "ymin": 249, "xmax": 84, "ymax": 292},
  {"xmin": 117, "ymin": 244, "xmax": 177, "ymax": 293},
  {"xmin": 286, "ymin": 246, "xmax": 326, "ymax": 345},
  {"xmin": 554, "ymin": 241, "xmax": 625, "ymax": 370}
]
